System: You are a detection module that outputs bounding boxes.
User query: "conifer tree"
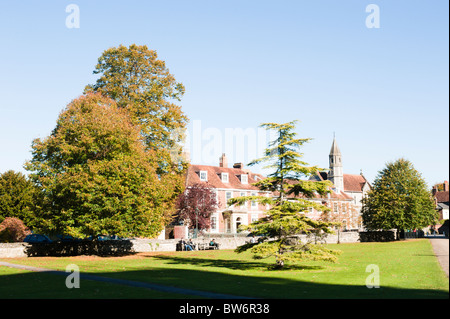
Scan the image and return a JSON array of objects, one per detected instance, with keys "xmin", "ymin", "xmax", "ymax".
[{"xmin": 229, "ymin": 121, "xmax": 340, "ymax": 269}]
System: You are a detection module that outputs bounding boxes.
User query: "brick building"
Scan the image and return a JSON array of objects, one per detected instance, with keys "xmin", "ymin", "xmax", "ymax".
[
  {"xmin": 186, "ymin": 154, "xmax": 269, "ymax": 234},
  {"xmin": 184, "ymin": 147, "xmax": 363, "ymax": 234}
]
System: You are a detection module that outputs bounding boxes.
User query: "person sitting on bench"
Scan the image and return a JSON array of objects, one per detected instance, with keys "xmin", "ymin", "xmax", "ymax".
[
  {"xmin": 185, "ymin": 239, "xmax": 194, "ymax": 251},
  {"xmin": 209, "ymin": 239, "xmax": 219, "ymax": 249}
]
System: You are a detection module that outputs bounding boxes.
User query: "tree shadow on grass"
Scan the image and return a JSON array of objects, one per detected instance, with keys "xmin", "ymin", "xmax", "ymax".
[
  {"xmin": 0, "ymin": 264, "xmax": 448, "ymax": 299},
  {"xmin": 149, "ymin": 254, "xmax": 324, "ymax": 271}
]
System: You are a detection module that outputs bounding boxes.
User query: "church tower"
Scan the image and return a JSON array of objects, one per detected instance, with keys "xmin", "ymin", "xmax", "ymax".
[{"xmin": 329, "ymin": 136, "xmax": 344, "ymax": 193}]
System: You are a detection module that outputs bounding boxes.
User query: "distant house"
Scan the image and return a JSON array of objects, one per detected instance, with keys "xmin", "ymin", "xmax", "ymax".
[
  {"xmin": 309, "ymin": 137, "xmax": 371, "ymax": 229},
  {"xmin": 278, "ymin": 179, "xmax": 361, "ymax": 231},
  {"xmin": 184, "ymin": 147, "xmax": 362, "ymax": 234},
  {"xmin": 433, "ymin": 181, "xmax": 449, "ymax": 221},
  {"xmin": 186, "ymin": 154, "xmax": 269, "ymax": 234}
]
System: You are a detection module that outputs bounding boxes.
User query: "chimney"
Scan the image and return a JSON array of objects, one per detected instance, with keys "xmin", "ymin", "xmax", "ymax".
[
  {"xmin": 444, "ymin": 181, "xmax": 449, "ymax": 192},
  {"xmin": 233, "ymin": 162, "xmax": 243, "ymax": 169},
  {"xmin": 432, "ymin": 186, "xmax": 438, "ymax": 196},
  {"xmin": 219, "ymin": 153, "xmax": 228, "ymax": 168}
]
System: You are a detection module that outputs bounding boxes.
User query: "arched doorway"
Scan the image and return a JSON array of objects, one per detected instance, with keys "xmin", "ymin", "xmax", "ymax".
[{"xmin": 235, "ymin": 217, "xmax": 242, "ymax": 232}]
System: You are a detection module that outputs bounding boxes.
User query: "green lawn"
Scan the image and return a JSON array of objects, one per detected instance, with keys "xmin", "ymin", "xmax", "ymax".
[{"xmin": 0, "ymin": 239, "xmax": 448, "ymax": 299}]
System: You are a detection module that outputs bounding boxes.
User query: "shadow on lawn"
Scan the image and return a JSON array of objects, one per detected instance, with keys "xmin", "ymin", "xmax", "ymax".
[
  {"xmin": 149, "ymin": 254, "xmax": 324, "ymax": 271},
  {"xmin": 0, "ymin": 264, "xmax": 448, "ymax": 299}
]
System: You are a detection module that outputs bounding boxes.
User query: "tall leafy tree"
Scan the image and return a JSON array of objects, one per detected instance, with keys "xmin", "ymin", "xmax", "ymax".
[
  {"xmin": 0, "ymin": 170, "xmax": 36, "ymax": 227},
  {"xmin": 84, "ymin": 44, "xmax": 188, "ymax": 174},
  {"xmin": 229, "ymin": 121, "xmax": 340, "ymax": 269},
  {"xmin": 361, "ymin": 158, "xmax": 437, "ymax": 238},
  {"xmin": 24, "ymin": 93, "xmax": 177, "ymax": 238}
]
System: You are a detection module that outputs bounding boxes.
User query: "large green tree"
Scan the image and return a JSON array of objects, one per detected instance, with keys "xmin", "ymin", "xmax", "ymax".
[
  {"xmin": 0, "ymin": 170, "xmax": 36, "ymax": 227},
  {"xmin": 361, "ymin": 158, "xmax": 437, "ymax": 238},
  {"xmin": 229, "ymin": 121, "xmax": 340, "ymax": 269},
  {"xmin": 25, "ymin": 93, "xmax": 179, "ymax": 238},
  {"xmin": 84, "ymin": 44, "xmax": 188, "ymax": 174}
]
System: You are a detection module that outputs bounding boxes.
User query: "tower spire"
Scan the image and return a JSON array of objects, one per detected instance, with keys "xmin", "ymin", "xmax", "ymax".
[{"xmin": 329, "ymin": 135, "xmax": 344, "ymax": 192}]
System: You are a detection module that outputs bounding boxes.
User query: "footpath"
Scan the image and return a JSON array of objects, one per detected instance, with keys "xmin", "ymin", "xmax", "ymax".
[{"xmin": 428, "ymin": 236, "xmax": 449, "ymax": 277}]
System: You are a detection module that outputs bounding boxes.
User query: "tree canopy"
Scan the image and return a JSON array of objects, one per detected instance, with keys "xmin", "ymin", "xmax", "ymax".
[
  {"xmin": 24, "ymin": 93, "xmax": 178, "ymax": 238},
  {"xmin": 361, "ymin": 158, "xmax": 437, "ymax": 235},
  {"xmin": 229, "ymin": 121, "xmax": 339, "ymax": 269},
  {"xmin": 84, "ymin": 44, "xmax": 188, "ymax": 174},
  {"xmin": 0, "ymin": 170, "xmax": 36, "ymax": 227},
  {"xmin": 176, "ymin": 183, "xmax": 218, "ymax": 233}
]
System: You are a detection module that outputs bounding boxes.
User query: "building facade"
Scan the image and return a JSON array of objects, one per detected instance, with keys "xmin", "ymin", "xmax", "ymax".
[
  {"xmin": 310, "ymin": 137, "xmax": 371, "ymax": 230},
  {"xmin": 433, "ymin": 181, "xmax": 449, "ymax": 220},
  {"xmin": 185, "ymin": 139, "xmax": 365, "ymax": 234},
  {"xmin": 186, "ymin": 154, "xmax": 269, "ymax": 234}
]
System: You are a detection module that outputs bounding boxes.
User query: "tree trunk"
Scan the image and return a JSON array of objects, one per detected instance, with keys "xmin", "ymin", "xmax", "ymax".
[{"xmin": 276, "ymin": 258, "xmax": 284, "ymax": 269}]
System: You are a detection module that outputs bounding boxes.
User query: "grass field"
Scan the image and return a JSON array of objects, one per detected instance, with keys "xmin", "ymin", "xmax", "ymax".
[{"xmin": 0, "ymin": 239, "xmax": 448, "ymax": 299}]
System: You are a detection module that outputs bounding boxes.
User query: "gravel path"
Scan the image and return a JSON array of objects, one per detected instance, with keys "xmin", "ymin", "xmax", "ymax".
[{"xmin": 428, "ymin": 237, "xmax": 449, "ymax": 277}]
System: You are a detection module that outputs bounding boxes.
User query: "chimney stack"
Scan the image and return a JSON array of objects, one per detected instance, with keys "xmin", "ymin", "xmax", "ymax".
[
  {"xmin": 219, "ymin": 153, "xmax": 228, "ymax": 168},
  {"xmin": 444, "ymin": 181, "xmax": 449, "ymax": 192}
]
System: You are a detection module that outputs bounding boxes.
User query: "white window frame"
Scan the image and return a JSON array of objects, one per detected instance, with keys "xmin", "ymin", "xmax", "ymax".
[
  {"xmin": 240, "ymin": 174, "xmax": 248, "ymax": 184},
  {"xmin": 199, "ymin": 170, "xmax": 208, "ymax": 181},
  {"xmin": 210, "ymin": 214, "xmax": 219, "ymax": 233},
  {"xmin": 240, "ymin": 191, "xmax": 247, "ymax": 207},
  {"xmin": 251, "ymin": 192, "xmax": 257, "ymax": 209},
  {"xmin": 221, "ymin": 173, "xmax": 229, "ymax": 183},
  {"xmin": 226, "ymin": 191, "xmax": 233, "ymax": 206}
]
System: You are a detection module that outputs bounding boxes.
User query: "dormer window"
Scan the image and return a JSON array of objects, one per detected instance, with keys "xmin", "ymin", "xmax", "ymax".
[
  {"xmin": 221, "ymin": 172, "xmax": 229, "ymax": 183},
  {"xmin": 199, "ymin": 171, "xmax": 208, "ymax": 181},
  {"xmin": 240, "ymin": 174, "xmax": 248, "ymax": 184}
]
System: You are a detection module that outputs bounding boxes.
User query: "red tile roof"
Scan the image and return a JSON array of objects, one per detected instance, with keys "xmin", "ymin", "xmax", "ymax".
[
  {"xmin": 435, "ymin": 191, "xmax": 449, "ymax": 204},
  {"xmin": 187, "ymin": 164, "xmax": 264, "ymax": 190},
  {"xmin": 343, "ymin": 174, "xmax": 369, "ymax": 192}
]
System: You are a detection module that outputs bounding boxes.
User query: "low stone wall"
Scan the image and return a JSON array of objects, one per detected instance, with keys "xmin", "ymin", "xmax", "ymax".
[
  {"xmin": 131, "ymin": 239, "xmax": 178, "ymax": 252},
  {"xmin": 0, "ymin": 232, "xmax": 361, "ymax": 257},
  {"xmin": 0, "ymin": 243, "xmax": 28, "ymax": 258}
]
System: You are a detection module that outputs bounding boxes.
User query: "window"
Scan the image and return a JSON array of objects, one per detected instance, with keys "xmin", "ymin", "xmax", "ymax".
[
  {"xmin": 334, "ymin": 203, "xmax": 339, "ymax": 213},
  {"xmin": 221, "ymin": 173, "xmax": 229, "ymax": 183},
  {"xmin": 240, "ymin": 192, "xmax": 247, "ymax": 207},
  {"xmin": 251, "ymin": 214, "xmax": 259, "ymax": 223},
  {"xmin": 240, "ymin": 174, "xmax": 248, "ymax": 184},
  {"xmin": 199, "ymin": 171, "xmax": 207, "ymax": 181},
  {"xmin": 251, "ymin": 192, "xmax": 257, "ymax": 208},
  {"xmin": 226, "ymin": 191, "xmax": 232, "ymax": 205},
  {"xmin": 210, "ymin": 216, "xmax": 217, "ymax": 232},
  {"xmin": 213, "ymin": 190, "xmax": 219, "ymax": 206}
]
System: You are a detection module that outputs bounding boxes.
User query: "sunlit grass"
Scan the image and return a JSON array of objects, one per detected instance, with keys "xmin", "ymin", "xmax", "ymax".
[{"xmin": 0, "ymin": 239, "xmax": 448, "ymax": 298}]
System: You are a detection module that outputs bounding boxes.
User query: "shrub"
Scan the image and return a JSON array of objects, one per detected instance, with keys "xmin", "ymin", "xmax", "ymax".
[{"xmin": 0, "ymin": 217, "xmax": 31, "ymax": 242}]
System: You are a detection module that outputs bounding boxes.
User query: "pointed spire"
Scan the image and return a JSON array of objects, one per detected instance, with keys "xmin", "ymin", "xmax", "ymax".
[{"xmin": 329, "ymin": 135, "xmax": 341, "ymax": 155}]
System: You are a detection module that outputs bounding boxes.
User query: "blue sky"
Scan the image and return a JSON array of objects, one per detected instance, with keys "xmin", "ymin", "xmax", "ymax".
[{"xmin": 0, "ymin": 0, "xmax": 448, "ymax": 187}]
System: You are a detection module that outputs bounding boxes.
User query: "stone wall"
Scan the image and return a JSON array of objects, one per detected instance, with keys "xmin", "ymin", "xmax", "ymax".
[
  {"xmin": 0, "ymin": 232, "xmax": 361, "ymax": 257},
  {"xmin": 0, "ymin": 243, "xmax": 28, "ymax": 258}
]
